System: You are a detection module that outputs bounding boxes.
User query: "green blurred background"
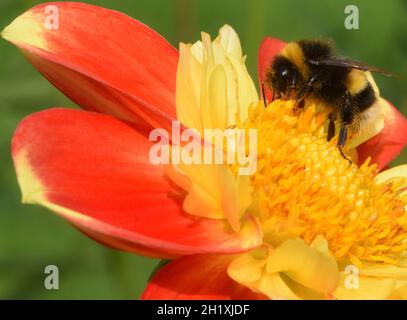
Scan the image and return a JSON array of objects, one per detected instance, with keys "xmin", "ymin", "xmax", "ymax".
[{"xmin": 0, "ymin": 0, "xmax": 406, "ymax": 299}]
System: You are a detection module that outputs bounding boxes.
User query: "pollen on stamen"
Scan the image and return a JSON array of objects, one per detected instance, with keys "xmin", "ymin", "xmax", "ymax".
[{"xmin": 239, "ymin": 100, "xmax": 407, "ymax": 266}]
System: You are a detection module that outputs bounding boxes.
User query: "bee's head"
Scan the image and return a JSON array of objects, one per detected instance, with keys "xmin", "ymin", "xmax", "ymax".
[{"xmin": 267, "ymin": 56, "xmax": 301, "ymax": 99}]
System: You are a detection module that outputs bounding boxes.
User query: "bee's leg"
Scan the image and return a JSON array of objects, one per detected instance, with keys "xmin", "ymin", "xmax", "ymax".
[
  {"xmin": 289, "ymin": 73, "xmax": 298, "ymax": 99},
  {"xmin": 293, "ymin": 99, "xmax": 305, "ymax": 114},
  {"xmin": 338, "ymin": 91, "xmax": 353, "ymax": 165},
  {"xmin": 283, "ymin": 74, "xmax": 298, "ymax": 101},
  {"xmin": 261, "ymin": 83, "xmax": 268, "ymax": 107},
  {"xmin": 295, "ymin": 73, "xmax": 319, "ymax": 102},
  {"xmin": 338, "ymin": 125, "xmax": 352, "ymax": 165},
  {"xmin": 327, "ymin": 112, "xmax": 336, "ymax": 142}
]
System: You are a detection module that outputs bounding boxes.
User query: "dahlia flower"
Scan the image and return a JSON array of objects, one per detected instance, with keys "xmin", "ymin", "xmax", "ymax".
[{"xmin": 2, "ymin": 2, "xmax": 407, "ymax": 299}]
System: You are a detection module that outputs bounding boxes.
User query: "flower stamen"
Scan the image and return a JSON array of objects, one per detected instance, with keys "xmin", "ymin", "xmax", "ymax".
[{"xmin": 241, "ymin": 100, "xmax": 407, "ymax": 266}]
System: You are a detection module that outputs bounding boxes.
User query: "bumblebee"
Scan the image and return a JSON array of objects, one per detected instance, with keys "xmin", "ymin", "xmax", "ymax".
[{"xmin": 264, "ymin": 39, "xmax": 393, "ymax": 162}]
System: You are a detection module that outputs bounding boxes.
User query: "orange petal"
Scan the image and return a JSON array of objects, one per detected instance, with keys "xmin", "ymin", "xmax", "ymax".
[
  {"xmin": 1, "ymin": 2, "xmax": 178, "ymax": 131},
  {"xmin": 12, "ymin": 108, "xmax": 263, "ymax": 258}
]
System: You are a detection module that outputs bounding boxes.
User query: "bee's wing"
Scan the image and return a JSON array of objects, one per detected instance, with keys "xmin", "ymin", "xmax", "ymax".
[{"xmin": 308, "ymin": 57, "xmax": 396, "ymax": 77}]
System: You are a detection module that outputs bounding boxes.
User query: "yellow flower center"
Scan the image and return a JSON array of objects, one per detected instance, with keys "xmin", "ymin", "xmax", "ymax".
[{"xmin": 240, "ymin": 100, "xmax": 407, "ymax": 266}]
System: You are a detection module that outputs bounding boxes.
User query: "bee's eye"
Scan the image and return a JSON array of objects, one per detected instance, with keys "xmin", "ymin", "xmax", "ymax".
[{"xmin": 280, "ymin": 69, "xmax": 289, "ymax": 77}]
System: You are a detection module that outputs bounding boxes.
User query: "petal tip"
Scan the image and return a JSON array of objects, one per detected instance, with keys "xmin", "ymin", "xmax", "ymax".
[
  {"xmin": 0, "ymin": 8, "xmax": 46, "ymax": 49},
  {"xmin": 12, "ymin": 147, "xmax": 45, "ymax": 206}
]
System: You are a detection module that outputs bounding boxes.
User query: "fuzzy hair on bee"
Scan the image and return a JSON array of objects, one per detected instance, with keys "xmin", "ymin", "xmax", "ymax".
[{"xmin": 264, "ymin": 39, "xmax": 394, "ymax": 163}]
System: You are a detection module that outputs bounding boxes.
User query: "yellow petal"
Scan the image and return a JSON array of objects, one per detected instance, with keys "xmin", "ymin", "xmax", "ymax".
[
  {"xmin": 258, "ymin": 273, "xmax": 301, "ymax": 300},
  {"xmin": 180, "ymin": 163, "xmax": 252, "ymax": 228},
  {"xmin": 183, "ymin": 183, "xmax": 224, "ymax": 219},
  {"xmin": 375, "ymin": 164, "xmax": 407, "ymax": 188},
  {"xmin": 180, "ymin": 163, "xmax": 224, "ymax": 219},
  {"xmin": 266, "ymin": 238, "xmax": 339, "ymax": 294},
  {"xmin": 227, "ymin": 250, "xmax": 267, "ymax": 284},
  {"xmin": 358, "ymin": 263, "xmax": 407, "ymax": 280},
  {"xmin": 334, "ymin": 275, "xmax": 395, "ymax": 300},
  {"xmin": 220, "ymin": 172, "xmax": 252, "ymax": 231},
  {"xmin": 227, "ymin": 249, "xmax": 300, "ymax": 300},
  {"xmin": 190, "ymin": 40, "xmax": 204, "ymax": 63},
  {"xmin": 176, "ymin": 43, "xmax": 203, "ymax": 131},
  {"xmin": 227, "ymin": 55, "xmax": 258, "ymax": 122},
  {"xmin": 207, "ymin": 65, "xmax": 228, "ymax": 129},
  {"xmin": 216, "ymin": 25, "xmax": 243, "ymax": 61},
  {"xmin": 348, "ymin": 96, "xmax": 385, "ymax": 148},
  {"xmin": 176, "ymin": 25, "xmax": 257, "ymax": 132},
  {"xmin": 174, "ymin": 25, "xmax": 258, "ymax": 231},
  {"xmin": 279, "ymin": 273, "xmax": 328, "ymax": 300},
  {"xmin": 390, "ymin": 281, "xmax": 407, "ymax": 299}
]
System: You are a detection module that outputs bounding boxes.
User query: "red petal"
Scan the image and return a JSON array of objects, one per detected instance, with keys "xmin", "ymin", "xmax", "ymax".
[
  {"xmin": 2, "ymin": 2, "xmax": 178, "ymax": 131},
  {"xmin": 258, "ymin": 37, "xmax": 286, "ymax": 102},
  {"xmin": 357, "ymin": 100, "xmax": 407, "ymax": 170},
  {"xmin": 141, "ymin": 254, "xmax": 266, "ymax": 300},
  {"xmin": 12, "ymin": 108, "xmax": 262, "ymax": 258}
]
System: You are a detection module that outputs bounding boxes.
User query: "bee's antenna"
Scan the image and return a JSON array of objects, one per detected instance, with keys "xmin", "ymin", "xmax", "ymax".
[{"xmin": 261, "ymin": 83, "xmax": 268, "ymax": 107}]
